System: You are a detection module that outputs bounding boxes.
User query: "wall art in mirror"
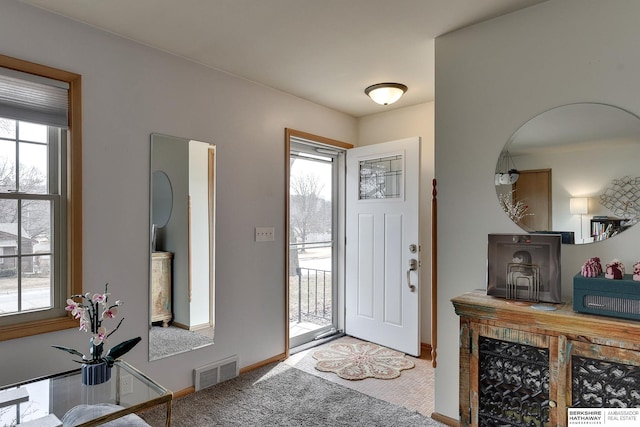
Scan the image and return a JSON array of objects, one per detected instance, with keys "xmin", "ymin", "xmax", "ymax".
[{"xmin": 495, "ymin": 103, "xmax": 640, "ymax": 244}]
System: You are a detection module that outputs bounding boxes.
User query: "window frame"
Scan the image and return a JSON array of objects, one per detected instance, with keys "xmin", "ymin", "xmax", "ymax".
[{"xmin": 0, "ymin": 54, "xmax": 82, "ymax": 341}]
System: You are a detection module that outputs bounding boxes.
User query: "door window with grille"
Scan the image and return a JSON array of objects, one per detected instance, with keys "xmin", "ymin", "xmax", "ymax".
[{"xmin": 358, "ymin": 154, "xmax": 403, "ymax": 200}]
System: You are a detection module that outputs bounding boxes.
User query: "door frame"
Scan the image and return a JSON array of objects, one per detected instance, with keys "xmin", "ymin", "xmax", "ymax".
[{"xmin": 284, "ymin": 128, "xmax": 353, "ymax": 358}]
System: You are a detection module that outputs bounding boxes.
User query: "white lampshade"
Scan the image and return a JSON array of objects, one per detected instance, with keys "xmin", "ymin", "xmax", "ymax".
[
  {"xmin": 365, "ymin": 83, "xmax": 407, "ymax": 105},
  {"xmin": 570, "ymin": 197, "xmax": 589, "ymax": 215}
]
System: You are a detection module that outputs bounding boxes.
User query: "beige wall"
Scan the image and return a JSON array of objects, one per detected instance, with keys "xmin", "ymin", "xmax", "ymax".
[
  {"xmin": 435, "ymin": 0, "xmax": 640, "ymax": 419},
  {"xmin": 0, "ymin": 0, "xmax": 357, "ymax": 392}
]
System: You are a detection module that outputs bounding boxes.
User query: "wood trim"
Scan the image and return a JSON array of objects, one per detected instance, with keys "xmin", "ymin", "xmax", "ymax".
[
  {"xmin": 431, "ymin": 412, "xmax": 459, "ymax": 427},
  {"xmin": 284, "ymin": 130, "xmax": 291, "ymax": 358},
  {"xmin": 0, "ymin": 53, "xmax": 80, "ymax": 82},
  {"xmin": 173, "ymin": 386, "xmax": 195, "ymax": 400},
  {"xmin": 0, "ymin": 54, "xmax": 82, "ymax": 341},
  {"xmin": 239, "ymin": 352, "xmax": 287, "ymax": 375},
  {"xmin": 431, "ymin": 179, "xmax": 438, "ymax": 367},
  {"xmin": 420, "ymin": 342, "xmax": 433, "ymax": 360},
  {"xmin": 286, "ymin": 128, "xmax": 354, "ymax": 150},
  {"xmin": 458, "ymin": 318, "xmax": 471, "ymax": 426},
  {"xmin": 0, "ymin": 316, "xmax": 78, "ymax": 341},
  {"xmin": 284, "ymin": 128, "xmax": 352, "ymax": 358},
  {"xmin": 68, "ymin": 69, "xmax": 83, "ymax": 301}
]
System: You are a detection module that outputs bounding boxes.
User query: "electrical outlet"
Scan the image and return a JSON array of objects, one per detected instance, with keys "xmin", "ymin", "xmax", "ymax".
[{"xmin": 120, "ymin": 374, "xmax": 133, "ymax": 395}]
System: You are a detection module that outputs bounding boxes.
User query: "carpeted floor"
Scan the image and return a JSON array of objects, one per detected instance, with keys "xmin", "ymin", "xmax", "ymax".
[
  {"xmin": 149, "ymin": 325, "xmax": 213, "ymax": 360},
  {"xmin": 139, "ymin": 362, "xmax": 444, "ymax": 427}
]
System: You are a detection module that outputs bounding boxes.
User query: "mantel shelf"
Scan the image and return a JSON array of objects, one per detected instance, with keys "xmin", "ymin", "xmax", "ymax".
[{"xmin": 452, "ymin": 290, "xmax": 640, "ymax": 348}]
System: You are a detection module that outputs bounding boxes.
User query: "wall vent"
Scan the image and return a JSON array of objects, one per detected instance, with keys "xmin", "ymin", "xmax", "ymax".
[{"xmin": 194, "ymin": 355, "xmax": 239, "ymax": 391}]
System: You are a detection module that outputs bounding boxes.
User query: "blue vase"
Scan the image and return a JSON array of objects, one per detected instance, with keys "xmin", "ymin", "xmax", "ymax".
[{"xmin": 81, "ymin": 362, "xmax": 111, "ymax": 385}]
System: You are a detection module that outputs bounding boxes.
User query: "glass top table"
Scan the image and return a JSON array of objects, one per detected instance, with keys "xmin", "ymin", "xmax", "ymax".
[{"xmin": 0, "ymin": 360, "xmax": 172, "ymax": 426}]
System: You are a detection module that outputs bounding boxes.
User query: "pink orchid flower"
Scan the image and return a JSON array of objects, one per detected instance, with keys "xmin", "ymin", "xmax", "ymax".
[
  {"xmin": 79, "ymin": 314, "xmax": 89, "ymax": 332},
  {"xmin": 65, "ymin": 299, "xmax": 83, "ymax": 318},
  {"xmin": 92, "ymin": 327, "xmax": 108, "ymax": 345},
  {"xmin": 92, "ymin": 293, "xmax": 109, "ymax": 304},
  {"xmin": 103, "ymin": 307, "xmax": 118, "ymax": 319}
]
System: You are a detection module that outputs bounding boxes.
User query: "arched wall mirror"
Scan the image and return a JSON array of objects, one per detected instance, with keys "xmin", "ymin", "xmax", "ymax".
[
  {"xmin": 495, "ymin": 103, "xmax": 640, "ymax": 244},
  {"xmin": 149, "ymin": 133, "xmax": 216, "ymax": 361},
  {"xmin": 151, "ymin": 170, "xmax": 173, "ymax": 251}
]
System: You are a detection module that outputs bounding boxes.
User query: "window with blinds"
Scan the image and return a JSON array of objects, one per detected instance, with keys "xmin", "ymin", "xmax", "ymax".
[
  {"xmin": 0, "ymin": 67, "xmax": 69, "ymax": 128},
  {"xmin": 0, "ymin": 55, "xmax": 82, "ymax": 340}
]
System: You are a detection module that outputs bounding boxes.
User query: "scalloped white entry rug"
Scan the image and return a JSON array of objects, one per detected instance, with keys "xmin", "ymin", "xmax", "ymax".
[{"xmin": 312, "ymin": 341, "xmax": 415, "ymax": 380}]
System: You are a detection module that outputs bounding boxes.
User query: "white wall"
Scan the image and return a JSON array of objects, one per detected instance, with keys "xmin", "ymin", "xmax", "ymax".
[
  {"xmin": 0, "ymin": 0, "xmax": 356, "ymax": 391},
  {"xmin": 358, "ymin": 102, "xmax": 435, "ymax": 344},
  {"xmin": 435, "ymin": 0, "xmax": 640, "ymax": 419},
  {"xmin": 188, "ymin": 140, "xmax": 211, "ymax": 327}
]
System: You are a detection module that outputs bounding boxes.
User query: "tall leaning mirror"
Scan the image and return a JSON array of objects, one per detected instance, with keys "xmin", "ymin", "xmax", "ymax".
[
  {"xmin": 149, "ymin": 133, "xmax": 216, "ymax": 361},
  {"xmin": 495, "ymin": 103, "xmax": 640, "ymax": 244}
]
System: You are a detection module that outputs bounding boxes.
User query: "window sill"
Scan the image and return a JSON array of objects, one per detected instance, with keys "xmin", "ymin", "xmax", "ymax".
[{"xmin": 0, "ymin": 315, "xmax": 78, "ymax": 341}]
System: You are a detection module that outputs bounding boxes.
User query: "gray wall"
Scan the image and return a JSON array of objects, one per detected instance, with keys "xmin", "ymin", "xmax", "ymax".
[
  {"xmin": 435, "ymin": 0, "xmax": 640, "ymax": 419},
  {"xmin": 152, "ymin": 135, "xmax": 190, "ymax": 326},
  {"xmin": 0, "ymin": 0, "xmax": 356, "ymax": 392}
]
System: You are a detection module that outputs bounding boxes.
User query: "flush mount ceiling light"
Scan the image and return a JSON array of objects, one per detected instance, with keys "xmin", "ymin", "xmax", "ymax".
[{"xmin": 364, "ymin": 83, "xmax": 408, "ymax": 105}]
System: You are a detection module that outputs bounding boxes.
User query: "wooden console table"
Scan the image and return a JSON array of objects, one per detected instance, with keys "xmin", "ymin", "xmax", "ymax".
[{"xmin": 452, "ymin": 291, "xmax": 640, "ymax": 427}]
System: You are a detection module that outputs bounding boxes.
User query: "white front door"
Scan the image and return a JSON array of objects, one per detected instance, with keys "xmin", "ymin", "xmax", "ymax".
[{"xmin": 345, "ymin": 137, "xmax": 421, "ymax": 356}]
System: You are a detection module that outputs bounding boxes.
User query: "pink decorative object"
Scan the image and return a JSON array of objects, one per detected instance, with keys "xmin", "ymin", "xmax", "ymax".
[
  {"xmin": 605, "ymin": 259, "xmax": 625, "ymax": 280},
  {"xmin": 633, "ymin": 261, "xmax": 640, "ymax": 281},
  {"xmin": 581, "ymin": 257, "xmax": 602, "ymax": 278}
]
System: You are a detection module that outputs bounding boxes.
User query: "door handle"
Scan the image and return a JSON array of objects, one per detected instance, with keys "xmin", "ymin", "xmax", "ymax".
[{"xmin": 407, "ymin": 259, "xmax": 417, "ymax": 292}]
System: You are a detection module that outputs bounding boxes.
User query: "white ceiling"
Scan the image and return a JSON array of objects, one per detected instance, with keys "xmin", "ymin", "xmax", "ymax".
[{"xmin": 21, "ymin": 0, "xmax": 547, "ymax": 117}]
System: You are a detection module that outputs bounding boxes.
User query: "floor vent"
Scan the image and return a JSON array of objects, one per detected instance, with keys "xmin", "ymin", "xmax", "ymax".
[{"xmin": 194, "ymin": 355, "xmax": 239, "ymax": 391}]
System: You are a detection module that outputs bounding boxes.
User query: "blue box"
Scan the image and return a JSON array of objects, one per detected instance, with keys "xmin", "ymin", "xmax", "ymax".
[{"xmin": 573, "ymin": 273, "xmax": 640, "ymax": 320}]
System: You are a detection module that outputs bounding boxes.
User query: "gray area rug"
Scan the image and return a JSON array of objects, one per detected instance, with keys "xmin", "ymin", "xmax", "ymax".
[
  {"xmin": 149, "ymin": 326, "xmax": 213, "ymax": 360},
  {"xmin": 140, "ymin": 363, "xmax": 444, "ymax": 426}
]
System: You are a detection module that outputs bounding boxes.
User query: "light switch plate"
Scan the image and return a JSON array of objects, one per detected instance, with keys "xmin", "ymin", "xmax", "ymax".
[{"xmin": 255, "ymin": 227, "xmax": 275, "ymax": 242}]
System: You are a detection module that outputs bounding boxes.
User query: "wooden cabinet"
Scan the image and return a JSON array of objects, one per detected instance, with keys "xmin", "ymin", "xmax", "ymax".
[
  {"xmin": 452, "ymin": 291, "xmax": 640, "ymax": 426},
  {"xmin": 151, "ymin": 251, "xmax": 173, "ymax": 327}
]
